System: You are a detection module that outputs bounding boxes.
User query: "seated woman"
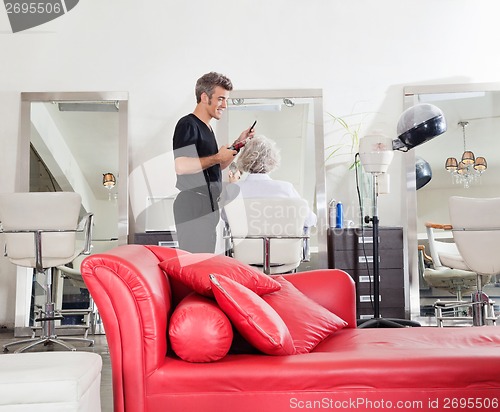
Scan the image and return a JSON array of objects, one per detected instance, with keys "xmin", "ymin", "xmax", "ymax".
[{"xmin": 222, "ymin": 135, "xmax": 317, "ymax": 228}]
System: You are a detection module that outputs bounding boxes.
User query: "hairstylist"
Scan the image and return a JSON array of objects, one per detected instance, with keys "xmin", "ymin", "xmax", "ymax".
[{"xmin": 173, "ymin": 71, "xmax": 254, "ymax": 253}]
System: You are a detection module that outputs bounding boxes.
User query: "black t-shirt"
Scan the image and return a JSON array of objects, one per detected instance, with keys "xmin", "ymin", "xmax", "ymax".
[{"xmin": 173, "ymin": 114, "xmax": 222, "ymax": 198}]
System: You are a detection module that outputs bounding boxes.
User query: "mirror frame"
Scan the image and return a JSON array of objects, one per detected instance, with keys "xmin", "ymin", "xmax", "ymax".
[
  {"xmin": 218, "ymin": 89, "xmax": 328, "ymax": 268},
  {"xmin": 19, "ymin": 91, "xmax": 129, "ymax": 245},
  {"xmin": 402, "ymin": 82, "xmax": 500, "ymax": 319}
]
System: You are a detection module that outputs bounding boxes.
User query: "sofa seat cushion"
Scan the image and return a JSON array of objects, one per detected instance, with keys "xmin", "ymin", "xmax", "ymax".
[
  {"xmin": 148, "ymin": 326, "xmax": 500, "ymax": 395},
  {"xmin": 159, "ymin": 253, "xmax": 281, "ymax": 297}
]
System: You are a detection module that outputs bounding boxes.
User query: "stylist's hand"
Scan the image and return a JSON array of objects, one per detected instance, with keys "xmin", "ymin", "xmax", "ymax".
[
  {"xmin": 232, "ymin": 125, "xmax": 256, "ymax": 146},
  {"xmin": 217, "ymin": 145, "xmax": 238, "ymax": 163}
]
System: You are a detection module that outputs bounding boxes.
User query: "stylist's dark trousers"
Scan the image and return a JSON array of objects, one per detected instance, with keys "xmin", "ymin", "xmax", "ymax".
[{"xmin": 173, "ymin": 190, "xmax": 220, "ymax": 253}]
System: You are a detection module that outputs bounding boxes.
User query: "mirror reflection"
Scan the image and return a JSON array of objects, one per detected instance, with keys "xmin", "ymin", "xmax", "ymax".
[
  {"xmin": 403, "ymin": 83, "xmax": 500, "ymax": 322},
  {"xmin": 219, "ymin": 89, "xmax": 327, "ymax": 269},
  {"xmin": 16, "ymin": 91, "xmax": 128, "ymax": 336}
]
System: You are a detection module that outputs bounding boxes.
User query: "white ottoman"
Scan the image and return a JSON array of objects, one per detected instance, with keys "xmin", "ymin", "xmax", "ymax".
[{"xmin": 0, "ymin": 351, "xmax": 102, "ymax": 412}]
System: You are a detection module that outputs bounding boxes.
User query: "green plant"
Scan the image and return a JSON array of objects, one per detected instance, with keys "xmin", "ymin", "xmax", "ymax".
[{"xmin": 325, "ymin": 112, "xmax": 364, "ymax": 169}]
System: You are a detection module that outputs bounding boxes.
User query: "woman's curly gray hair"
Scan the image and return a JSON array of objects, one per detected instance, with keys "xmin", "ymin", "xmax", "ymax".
[{"xmin": 236, "ymin": 135, "xmax": 281, "ymax": 174}]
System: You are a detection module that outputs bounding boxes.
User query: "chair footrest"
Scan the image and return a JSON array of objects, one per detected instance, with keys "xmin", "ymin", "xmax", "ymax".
[{"xmin": 34, "ymin": 315, "xmax": 64, "ymax": 322}]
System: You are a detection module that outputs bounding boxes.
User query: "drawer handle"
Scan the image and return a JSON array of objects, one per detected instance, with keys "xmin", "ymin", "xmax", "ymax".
[
  {"xmin": 357, "ymin": 236, "xmax": 380, "ymax": 244},
  {"xmin": 359, "ymin": 295, "xmax": 381, "ymax": 302},
  {"xmin": 359, "ymin": 275, "xmax": 380, "ymax": 283},
  {"xmin": 358, "ymin": 256, "xmax": 380, "ymax": 263}
]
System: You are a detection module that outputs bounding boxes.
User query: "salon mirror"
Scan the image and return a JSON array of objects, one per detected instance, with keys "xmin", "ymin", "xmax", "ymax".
[
  {"xmin": 15, "ymin": 91, "xmax": 128, "ymax": 335},
  {"xmin": 403, "ymin": 83, "xmax": 500, "ymax": 321},
  {"xmin": 218, "ymin": 89, "xmax": 327, "ymax": 268}
]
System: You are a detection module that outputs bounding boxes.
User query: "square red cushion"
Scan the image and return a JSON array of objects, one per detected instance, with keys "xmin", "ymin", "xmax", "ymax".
[
  {"xmin": 169, "ymin": 293, "xmax": 233, "ymax": 363},
  {"xmin": 262, "ymin": 276, "xmax": 347, "ymax": 353},
  {"xmin": 159, "ymin": 253, "xmax": 281, "ymax": 297},
  {"xmin": 210, "ymin": 274, "xmax": 295, "ymax": 356}
]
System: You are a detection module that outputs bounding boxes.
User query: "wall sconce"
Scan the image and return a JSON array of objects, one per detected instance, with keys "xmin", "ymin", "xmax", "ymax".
[{"xmin": 103, "ymin": 173, "xmax": 116, "ymax": 189}]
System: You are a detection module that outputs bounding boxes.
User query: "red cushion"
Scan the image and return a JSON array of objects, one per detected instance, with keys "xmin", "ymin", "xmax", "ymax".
[
  {"xmin": 210, "ymin": 274, "xmax": 295, "ymax": 356},
  {"xmin": 263, "ymin": 276, "xmax": 347, "ymax": 353},
  {"xmin": 169, "ymin": 293, "xmax": 233, "ymax": 362},
  {"xmin": 159, "ymin": 253, "xmax": 281, "ymax": 297}
]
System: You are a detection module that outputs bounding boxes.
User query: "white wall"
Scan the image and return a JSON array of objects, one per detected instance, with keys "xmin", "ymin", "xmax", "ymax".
[{"xmin": 1, "ymin": 0, "xmax": 500, "ymax": 326}]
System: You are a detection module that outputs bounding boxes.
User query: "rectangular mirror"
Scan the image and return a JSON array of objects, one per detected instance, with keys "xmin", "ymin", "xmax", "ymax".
[
  {"xmin": 14, "ymin": 91, "xmax": 128, "ymax": 335},
  {"xmin": 218, "ymin": 89, "xmax": 327, "ymax": 268},
  {"xmin": 403, "ymin": 83, "xmax": 500, "ymax": 321}
]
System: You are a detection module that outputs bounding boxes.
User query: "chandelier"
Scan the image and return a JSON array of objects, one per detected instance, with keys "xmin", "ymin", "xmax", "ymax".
[{"xmin": 444, "ymin": 121, "xmax": 487, "ymax": 188}]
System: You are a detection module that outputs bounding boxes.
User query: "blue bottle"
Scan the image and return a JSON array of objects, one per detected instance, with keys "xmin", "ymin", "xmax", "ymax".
[{"xmin": 335, "ymin": 201, "xmax": 343, "ymax": 228}]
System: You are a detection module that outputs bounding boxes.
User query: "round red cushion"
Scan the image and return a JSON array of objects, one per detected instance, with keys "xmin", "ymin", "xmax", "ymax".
[{"xmin": 169, "ymin": 293, "xmax": 233, "ymax": 362}]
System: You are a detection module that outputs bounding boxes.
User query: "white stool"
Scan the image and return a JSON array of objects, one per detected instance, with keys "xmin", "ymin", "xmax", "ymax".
[{"xmin": 0, "ymin": 351, "xmax": 102, "ymax": 411}]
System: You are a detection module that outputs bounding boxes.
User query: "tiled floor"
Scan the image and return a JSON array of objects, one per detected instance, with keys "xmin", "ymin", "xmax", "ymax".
[{"xmin": 0, "ymin": 330, "xmax": 113, "ymax": 411}]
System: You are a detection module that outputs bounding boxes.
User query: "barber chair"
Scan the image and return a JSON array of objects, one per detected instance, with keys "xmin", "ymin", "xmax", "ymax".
[
  {"xmin": 0, "ymin": 192, "xmax": 94, "ymax": 353},
  {"xmin": 224, "ymin": 197, "xmax": 309, "ymax": 275},
  {"xmin": 422, "ymin": 222, "xmax": 480, "ymax": 326},
  {"xmin": 449, "ymin": 196, "xmax": 499, "ymax": 326}
]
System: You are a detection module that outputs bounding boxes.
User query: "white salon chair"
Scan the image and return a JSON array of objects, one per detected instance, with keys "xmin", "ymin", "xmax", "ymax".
[
  {"xmin": 449, "ymin": 196, "xmax": 499, "ymax": 326},
  {"xmin": 0, "ymin": 192, "xmax": 94, "ymax": 353},
  {"xmin": 422, "ymin": 222, "xmax": 478, "ymax": 326},
  {"xmin": 224, "ymin": 197, "xmax": 309, "ymax": 275}
]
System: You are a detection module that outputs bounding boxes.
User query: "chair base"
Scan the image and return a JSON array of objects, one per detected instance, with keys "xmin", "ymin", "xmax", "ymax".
[
  {"xmin": 434, "ymin": 298, "xmax": 497, "ymax": 327},
  {"xmin": 3, "ymin": 335, "xmax": 94, "ymax": 353},
  {"xmin": 10, "ymin": 301, "xmax": 96, "ymax": 353}
]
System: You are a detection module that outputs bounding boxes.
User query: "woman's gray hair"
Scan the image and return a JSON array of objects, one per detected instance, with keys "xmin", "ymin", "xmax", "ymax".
[{"xmin": 236, "ymin": 135, "xmax": 281, "ymax": 174}]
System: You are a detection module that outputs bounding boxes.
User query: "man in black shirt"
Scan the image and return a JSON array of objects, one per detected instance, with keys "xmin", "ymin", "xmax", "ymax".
[{"xmin": 173, "ymin": 72, "xmax": 254, "ymax": 253}]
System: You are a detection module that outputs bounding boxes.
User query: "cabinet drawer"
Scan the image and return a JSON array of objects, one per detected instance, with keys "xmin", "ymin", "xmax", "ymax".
[
  {"xmin": 356, "ymin": 269, "xmax": 404, "ymax": 289},
  {"xmin": 328, "ymin": 227, "xmax": 403, "ymax": 251},
  {"xmin": 357, "ymin": 307, "xmax": 406, "ymax": 319},
  {"xmin": 357, "ymin": 288, "xmax": 405, "ymax": 307},
  {"xmin": 331, "ymin": 249, "xmax": 403, "ymax": 270},
  {"xmin": 133, "ymin": 231, "xmax": 178, "ymax": 247}
]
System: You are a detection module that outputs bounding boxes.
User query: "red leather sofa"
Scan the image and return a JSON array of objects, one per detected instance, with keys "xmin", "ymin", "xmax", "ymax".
[{"xmin": 81, "ymin": 244, "xmax": 500, "ymax": 412}]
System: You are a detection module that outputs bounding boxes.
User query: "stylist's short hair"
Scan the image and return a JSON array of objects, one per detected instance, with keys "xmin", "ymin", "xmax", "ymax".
[
  {"xmin": 237, "ymin": 135, "xmax": 281, "ymax": 174},
  {"xmin": 195, "ymin": 72, "xmax": 233, "ymax": 103}
]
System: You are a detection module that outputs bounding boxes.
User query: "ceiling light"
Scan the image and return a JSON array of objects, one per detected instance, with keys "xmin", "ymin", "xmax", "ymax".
[
  {"xmin": 103, "ymin": 173, "xmax": 116, "ymax": 189},
  {"xmin": 444, "ymin": 121, "xmax": 487, "ymax": 188}
]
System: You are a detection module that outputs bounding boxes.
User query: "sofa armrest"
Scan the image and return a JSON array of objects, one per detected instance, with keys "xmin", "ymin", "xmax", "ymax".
[
  {"xmin": 81, "ymin": 244, "xmax": 172, "ymax": 412},
  {"xmin": 282, "ymin": 269, "xmax": 357, "ymax": 328}
]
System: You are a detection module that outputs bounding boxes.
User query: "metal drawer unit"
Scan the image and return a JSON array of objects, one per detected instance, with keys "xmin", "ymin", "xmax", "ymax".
[{"xmin": 327, "ymin": 227, "xmax": 405, "ymax": 320}]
